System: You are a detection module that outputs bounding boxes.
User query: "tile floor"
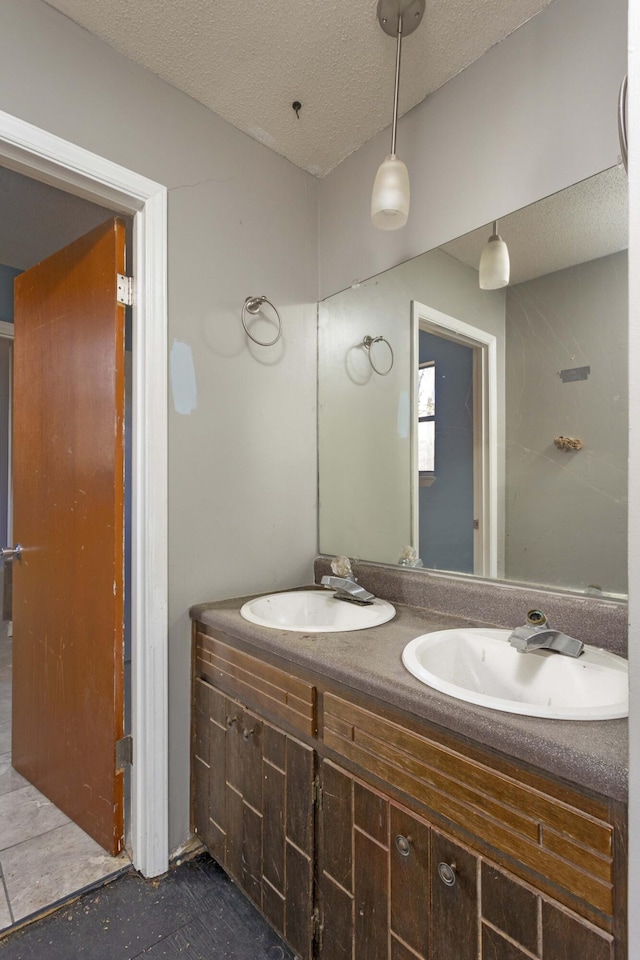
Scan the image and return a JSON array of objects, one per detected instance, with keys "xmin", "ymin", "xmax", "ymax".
[{"xmin": 0, "ymin": 628, "xmax": 130, "ymax": 933}]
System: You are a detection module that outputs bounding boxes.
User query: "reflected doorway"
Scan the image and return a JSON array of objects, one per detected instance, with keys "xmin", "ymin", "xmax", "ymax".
[
  {"xmin": 417, "ymin": 332, "xmax": 475, "ymax": 572},
  {"xmin": 411, "ymin": 301, "xmax": 498, "ymax": 578}
]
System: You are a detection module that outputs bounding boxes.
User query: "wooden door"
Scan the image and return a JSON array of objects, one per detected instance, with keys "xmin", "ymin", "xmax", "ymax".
[{"xmin": 11, "ymin": 218, "xmax": 127, "ymax": 855}]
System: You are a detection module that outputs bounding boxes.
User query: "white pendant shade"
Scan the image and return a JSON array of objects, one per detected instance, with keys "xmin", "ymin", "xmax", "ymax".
[
  {"xmin": 371, "ymin": 154, "xmax": 410, "ymax": 230},
  {"xmin": 479, "ymin": 232, "xmax": 510, "ymax": 289}
]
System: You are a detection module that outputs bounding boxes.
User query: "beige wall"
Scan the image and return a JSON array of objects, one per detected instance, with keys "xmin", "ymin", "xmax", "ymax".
[
  {"xmin": 0, "ymin": 0, "xmax": 319, "ymax": 852},
  {"xmin": 505, "ymin": 251, "xmax": 628, "ymax": 594}
]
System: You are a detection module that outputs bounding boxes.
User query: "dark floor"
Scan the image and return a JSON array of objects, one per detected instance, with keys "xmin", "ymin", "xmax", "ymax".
[{"xmin": 0, "ymin": 854, "xmax": 296, "ymax": 960}]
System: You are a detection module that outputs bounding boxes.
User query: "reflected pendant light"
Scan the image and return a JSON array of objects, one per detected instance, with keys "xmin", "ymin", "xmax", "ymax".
[
  {"xmin": 371, "ymin": 0, "xmax": 425, "ymax": 230},
  {"xmin": 479, "ymin": 220, "xmax": 510, "ymax": 289}
]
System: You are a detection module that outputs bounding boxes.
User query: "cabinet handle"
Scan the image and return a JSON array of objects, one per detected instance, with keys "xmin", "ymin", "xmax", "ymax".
[
  {"xmin": 395, "ymin": 834, "xmax": 411, "ymax": 857},
  {"xmin": 226, "ymin": 715, "xmax": 239, "ymax": 728},
  {"xmin": 437, "ymin": 861, "xmax": 457, "ymax": 887},
  {"xmin": 242, "ymin": 727, "xmax": 256, "ymax": 741}
]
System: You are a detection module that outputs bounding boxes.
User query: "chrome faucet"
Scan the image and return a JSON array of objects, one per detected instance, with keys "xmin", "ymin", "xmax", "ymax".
[
  {"xmin": 508, "ymin": 610, "xmax": 584, "ymax": 658},
  {"xmin": 321, "ymin": 556, "xmax": 376, "ymax": 606}
]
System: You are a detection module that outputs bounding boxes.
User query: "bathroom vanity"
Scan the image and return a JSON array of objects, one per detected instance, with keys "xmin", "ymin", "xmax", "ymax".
[{"xmin": 189, "ymin": 569, "xmax": 627, "ymax": 960}]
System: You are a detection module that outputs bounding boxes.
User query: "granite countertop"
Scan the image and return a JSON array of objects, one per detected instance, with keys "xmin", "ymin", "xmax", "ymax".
[{"xmin": 190, "ymin": 592, "xmax": 628, "ymax": 803}]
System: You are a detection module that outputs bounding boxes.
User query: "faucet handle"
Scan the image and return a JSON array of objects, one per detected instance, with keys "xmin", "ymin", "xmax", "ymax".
[
  {"xmin": 526, "ymin": 609, "xmax": 548, "ymax": 628},
  {"xmin": 398, "ymin": 545, "xmax": 423, "ymax": 567},
  {"xmin": 331, "ymin": 556, "xmax": 353, "ymax": 579}
]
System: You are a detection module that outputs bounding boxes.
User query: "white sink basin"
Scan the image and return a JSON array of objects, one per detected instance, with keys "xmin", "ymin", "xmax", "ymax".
[
  {"xmin": 240, "ymin": 590, "xmax": 395, "ymax": 633},
  {"xmin": 402, "ymin": 628, "xmax": 628, "ymax": 720}
]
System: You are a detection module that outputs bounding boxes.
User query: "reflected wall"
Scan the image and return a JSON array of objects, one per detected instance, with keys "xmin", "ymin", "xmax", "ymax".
[
  {"xmin": 318, "ymin": 246, "xmax": 506, "ymax": 566},
  {"xmin": 505, "ymin": 250, "xmax": 628, "ymax": 593}
]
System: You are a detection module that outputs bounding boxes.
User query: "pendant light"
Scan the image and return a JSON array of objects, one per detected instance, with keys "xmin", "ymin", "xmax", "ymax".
[
  {"xmin": 479, "ymin": 220, "xmax": 510, "ymax": 289},
  {"xmin": 371, "ymin": 0, "xmax": 425, "ymax": 230}
]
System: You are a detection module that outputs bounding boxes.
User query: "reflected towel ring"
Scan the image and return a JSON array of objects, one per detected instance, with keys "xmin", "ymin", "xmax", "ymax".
[
  {"xmin": 242, "ymin": 295, "xmax": 282, "ymax": 346},
  {"xmin": 362, "ymin": 335, "xmax": 394, "ymax": 375}
]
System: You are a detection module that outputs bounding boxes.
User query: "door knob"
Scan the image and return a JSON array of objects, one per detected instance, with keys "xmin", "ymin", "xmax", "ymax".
[{"xmin": 1, "ymin": 545, "xmax": 22, "ymax": 562}]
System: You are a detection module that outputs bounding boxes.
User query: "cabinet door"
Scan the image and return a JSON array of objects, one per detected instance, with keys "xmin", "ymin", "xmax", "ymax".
[
  {"xmin": 262, "ymin": 721, "xmax": 315, "ymax": 960},
  {"xmin": 430, "ymin": 829, "xmax": 478, "ymax": 960},
  {"xmin": 191, "ymin": 679, "xmax": 212, "ymax": 841},
  {"xmin": 480, "ymin": 860, "xmax": 540, "ymax": 959},
  {"xmin": 317, "ymin": 759, "xmax": 431, "ymax": 960},
  {"xmin": 191, "ymin": 678, "xmax": 229, "ymax": 863},
  {"xmin": 390, "ymin": 805, "xmax": 430, "ymax": 959},
  {"xmin": 541, "ymin": 901, "xmax": 613, "ymax": 960},
  {"xmin": 479, "ymin": 859, "xmax": 614, "ymax": 960},
  {"xmin": 225, "ymin": 705, "xmax": 264, "ymax": 905},
  {"xmin": 191, "ymin": 678, "xmax": 314, "ymax": 960},
  {"xmin": 317, "ymin": 760, "xmax": 353, "ymax": 960}
]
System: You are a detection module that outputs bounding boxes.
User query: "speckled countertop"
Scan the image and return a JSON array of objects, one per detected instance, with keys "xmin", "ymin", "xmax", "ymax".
[{"xmin": 190, "ymin": 593, "xmax": 628, "ymax": 804}]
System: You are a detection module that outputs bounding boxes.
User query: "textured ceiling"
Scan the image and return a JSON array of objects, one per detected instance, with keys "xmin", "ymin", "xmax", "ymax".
[
  {"xmin": 42, "ymin": 0, "xmax": 553, "ymax": 176},
  {"xmin": 441, "ymin": 166, "xmax": 628, "ymax": 286}
]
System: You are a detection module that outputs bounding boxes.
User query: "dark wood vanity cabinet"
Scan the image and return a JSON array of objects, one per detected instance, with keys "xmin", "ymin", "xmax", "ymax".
[
  {"xmin": 316, "ymin": 760, "xmax": 614, "ymax": 960},
  {"xmin": 317, "ymin": 758, "xmax": 433, "ymax": 960},
  {"xmin": 192, "ymin": 678, "xmax": 315, "ymax": 959},
  {"xmin": 191, "ymin": 625, "xmax": 624, "ymax": 960},
  {"xmin": 191, "ymin": 633, "xmax": 316, "ymax": 959}
]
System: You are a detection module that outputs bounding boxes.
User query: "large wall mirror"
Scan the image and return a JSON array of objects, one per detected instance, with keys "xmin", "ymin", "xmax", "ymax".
[{"xmin": 318, "ymin": 166, "xmax": 628, "ymax": 597}]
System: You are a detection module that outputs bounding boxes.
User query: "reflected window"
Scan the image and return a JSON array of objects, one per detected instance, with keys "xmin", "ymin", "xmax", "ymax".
[{"xmin": 418, "ymin": 361, "xmax": 435, "ymax": 473}]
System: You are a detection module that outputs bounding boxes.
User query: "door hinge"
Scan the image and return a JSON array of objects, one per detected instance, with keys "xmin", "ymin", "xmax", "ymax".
[
  {"xmin": 116, "ymin": 735, "xmax": 133, "ymax": 770},
  {"xmin": 116, "ymin": 274, "xmax": 134, "ymax": 307},
  {"xmin": 473, "ymin": 518, "xmax": 480, "ymax": 530},
  {"xmin": 312, "ymin": 906, "xmax": 324, "ymax": 950},
  {"xmin": 313, "ymin": 776, "xmax": 323, "ymax": 809}
]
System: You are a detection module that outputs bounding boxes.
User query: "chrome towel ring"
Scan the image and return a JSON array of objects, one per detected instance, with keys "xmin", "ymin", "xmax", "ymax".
[
  {"xmin": 362, "ymin": 335, "xmax": 394, "ymax": 375},
  {"xmin": 242, "ymin": 295, "xmax": 282, "ymax": 346},
  {"xmin": 618, "ymin": 74, "xmax": 628, "ymax": 174}
]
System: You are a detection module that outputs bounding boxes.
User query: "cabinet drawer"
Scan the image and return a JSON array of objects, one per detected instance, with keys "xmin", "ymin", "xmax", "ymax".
[
  {"xmin": 323, "ymin": 693, "xmax": 614, "ymax": 922},
  {"xmin": 195, "ymin": 631, "xmax": 316, "ymax": 737}
]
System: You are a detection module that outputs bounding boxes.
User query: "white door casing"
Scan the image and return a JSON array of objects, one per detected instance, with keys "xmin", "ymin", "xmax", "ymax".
[
  {"xmin": 0, "ymin": 322, "xmax": 13, "ymax": 548},
  {"xmin": 0, "ymin": 109, "xmax": 169, "ymax": 878}
]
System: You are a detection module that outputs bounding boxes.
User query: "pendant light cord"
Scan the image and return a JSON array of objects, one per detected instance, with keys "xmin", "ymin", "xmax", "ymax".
[{"xmin": 390, "ymin": 15, "xmax": 403, "ymax": 155}]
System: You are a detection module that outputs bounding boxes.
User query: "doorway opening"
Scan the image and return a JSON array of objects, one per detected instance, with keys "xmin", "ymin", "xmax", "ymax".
[
  {"xmin": 0, "ymin": 109, "xmax": 169, "ymax": 916},
  {"xmin": 0, "ymin": 175, "xmax": 135, "ymax": 929},
  {"xmin": 411, "ymin": 301, "xmax": 498, "ymax": 578}
]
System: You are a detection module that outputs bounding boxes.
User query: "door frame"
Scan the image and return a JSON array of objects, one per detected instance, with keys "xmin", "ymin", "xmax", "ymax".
[
  {"xmin": 0, "ymin": 322, "xmax": 13, "ymax": 549},
  {"xmin": 0, "ymin": 110, "xmax": 169, "ymax": 878},
  {"xmin": 411, "ymin": 301, "xmax": 498, "ymax": 578}
]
